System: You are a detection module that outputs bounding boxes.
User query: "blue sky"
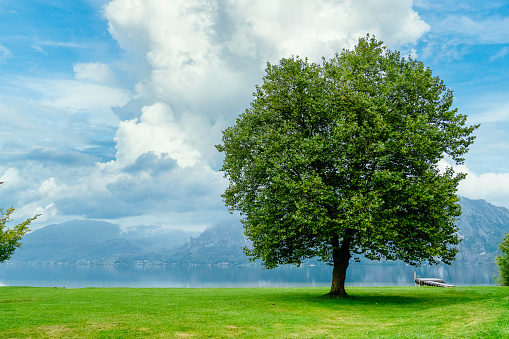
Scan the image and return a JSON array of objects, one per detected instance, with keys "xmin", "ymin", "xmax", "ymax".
[{"xmin": 1, "ymin": 0, "xmax": 508, "ymax": 230}]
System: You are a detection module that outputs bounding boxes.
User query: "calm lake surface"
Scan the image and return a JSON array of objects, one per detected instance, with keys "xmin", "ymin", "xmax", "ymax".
[{"xmin": 0, "ymin": 262, "xmax": 497, "ymax": 288}]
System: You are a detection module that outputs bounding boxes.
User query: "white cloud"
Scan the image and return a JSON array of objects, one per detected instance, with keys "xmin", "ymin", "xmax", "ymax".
[
  {"xmin": 105, "ymin": 0, "xmax": 246, "ymax": 113},
  {"xmin": 26, "ymin": 78, "xmax": 130, "ymax": 127},
  {"xmin": 464, "ymin": 94, "xmax": 509, "ymax": 124},
  {"xmin": 12, "ymin": 202, "xmax": 59, "ymax": 225},
  {"xmin": 38, "ymin": 178, "xmax": 69, "ymax": 200},
  {"xmin": 48, "ymin": 147, "xmax": 227, "ymax": 226},
  {"xmin": 0, "ymin": 44, "xmax": 12, "ymax": 62},
  {"xmin": 415, "ymin": 0, "xmax": 509, "ymax": 13},
  {"xmin": 490, "ymin": 46, "xmax": 509, "ymax": 62},
  {"xmin": 0, "ymin": 166, "xmax": 74, "ymax": 227},
  {"xmin": 439, "ymin": 159, "xmax": 509, "ymax": 209},
  {"xmin": 30, "ymin": 44, "xmax": 48, "ymax": 56},
  {"xmin": 225, "ymin": 0, "xmax": 429, "ymax": 62},
  {"xmin": 74, "ymin": 62, "xmax": 117, "ymax": 85},
  {"xmin": 471, "ymin": 104, "xmax": 509, "ymax": 124},
  {"xmin": 34, "ymin": 40, "xmax": 89, "ymax": 49},
  {"xmin": 458, "ymin": 171, "xmax": 509, "ymax": 208},
  {"xmin": 434, "ymin": 15, "xmax": 509, "ymax": 44},
  {"xmin": 0, "ymin": 168, "xmax": 21, "ymax": 188},
  {"xmin": 112, "ymin": 102, "xmax": 201, "ymax": 168}
]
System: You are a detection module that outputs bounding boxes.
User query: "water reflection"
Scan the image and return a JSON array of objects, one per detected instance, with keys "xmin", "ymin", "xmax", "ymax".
[
  {"xmin": 0, "ymin": 262, "xmax": 497, "ymax": 288},
  {"xmin": 346, "ymin": 262, "xmax": 497, "ymax": 287}
]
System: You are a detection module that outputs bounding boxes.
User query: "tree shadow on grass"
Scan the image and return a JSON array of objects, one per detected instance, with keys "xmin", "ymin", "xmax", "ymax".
[
  {"xmin": 306, "ymin": 288, "xmax": 480, "ymax": 309},
  {"xmin": 317, "ymin": 293, "xmax": 425, "ymax": 306},
  {"xmin": 253, "ymin": 289, "xmax": 430, "ymax": 308}
]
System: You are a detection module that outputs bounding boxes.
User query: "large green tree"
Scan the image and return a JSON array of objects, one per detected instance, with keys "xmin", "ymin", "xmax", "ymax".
[
  {"xmin": 496, "ymin": 233, "xmax": 509, "ymax": 286},
  {"xmin": 0, "ymin": 207, "xmax": 37, "ymax": 263},
  {"xmin": 217, "ymin": 36, "xmax": 478, "ymax": 295}
]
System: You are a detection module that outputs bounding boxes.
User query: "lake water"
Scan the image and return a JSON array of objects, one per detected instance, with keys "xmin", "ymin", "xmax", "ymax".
[{"xmin": 0, "ymin": 262, "xmax": 498, "ymax": 288}]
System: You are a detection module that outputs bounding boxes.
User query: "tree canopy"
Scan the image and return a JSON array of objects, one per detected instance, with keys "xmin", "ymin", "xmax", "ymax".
[
  {"xmin": 217, "ymin": 35, "xmax": 478, "ymax": 295},
  {"xmin": 0, "ymin": 207, "xmax": 38, "ymax": 263}
]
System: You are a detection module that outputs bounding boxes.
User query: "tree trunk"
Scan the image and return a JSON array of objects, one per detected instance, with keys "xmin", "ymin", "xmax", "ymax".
[{"xmin": 329, "ymin": 234, "xmax": 351, "ymax": 296}]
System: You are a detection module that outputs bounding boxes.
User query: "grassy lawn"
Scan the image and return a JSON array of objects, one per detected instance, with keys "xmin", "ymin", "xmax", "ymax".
[{"xmin": 0, "ymin": 286, "xmax": 508, "ymax": 338}]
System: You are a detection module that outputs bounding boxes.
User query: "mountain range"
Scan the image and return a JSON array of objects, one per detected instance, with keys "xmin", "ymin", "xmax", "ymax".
[
  {"xmin": 8, "ymin": 197, "xmax": 509, "ymax": 265},
  {"xmin": 9, "ymin": 220, "xmax": 200, "ymax": 264}
]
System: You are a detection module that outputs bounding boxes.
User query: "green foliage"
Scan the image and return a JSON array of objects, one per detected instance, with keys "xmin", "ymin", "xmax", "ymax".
[
  {"xmin": 217, "ymin": 34, "xmax": 478, "ymax": 279},
  {"xmin": 1, "ymin": 287, "xmax": 508, "ymax": 338},
  {"xmin": 0, "ymin": 207, "xmax": 38, "ymax": 263},
  {"xmin": 496, "ymin": 233, "xmax": 509, "ymax": 286}
]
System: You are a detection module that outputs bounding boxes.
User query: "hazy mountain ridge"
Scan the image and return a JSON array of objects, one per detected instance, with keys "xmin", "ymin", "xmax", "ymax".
[
  {"xmin": 10, "ymin": 221, "xmax": 199, "ymax": 264},
  {"xmin": 455, "ymin": 197, "xmax": 509, "ymax": 263},
  {"xmin": 168, "ymin": 217, "xmax": 251, "ymax": 265},
  {"xmin": 8, "ymin": 197, "xmax": 509, "ymax": 265}
]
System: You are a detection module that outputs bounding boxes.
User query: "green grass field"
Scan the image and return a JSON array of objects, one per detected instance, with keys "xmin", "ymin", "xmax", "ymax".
[{"xmin": 1, "ymin": 286, "xmax": 508, "ymax": 338}]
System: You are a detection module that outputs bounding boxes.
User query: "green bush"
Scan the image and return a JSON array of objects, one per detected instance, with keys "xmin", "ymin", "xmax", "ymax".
[
  {"xmin": 0, "ymin": 207, "xmax": 38, "ymax": 263},
  {"xmin": 496, "ymin": 233, "xmax": 509, "ymax": 286}
]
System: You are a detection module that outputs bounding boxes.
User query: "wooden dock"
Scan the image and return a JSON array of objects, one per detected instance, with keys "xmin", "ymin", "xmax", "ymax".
[{"xmin": 415, "ymin": 277, "xmax": 455, "ymax": 288}]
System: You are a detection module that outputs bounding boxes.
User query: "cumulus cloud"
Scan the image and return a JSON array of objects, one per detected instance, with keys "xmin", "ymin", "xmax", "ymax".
[
  {"xmin": 105, "ymin": 0, "xmax": 247, "ymax": 115},
  {"xmin": 0, "ymin": 70, "xmax": 129, "ymax": 227},
  {"xmin": 56, "ymin": 101, "xmax": 227, "ymax": 223},
  {"xmin": 112, "ymin": 103, "xmax": 201, "ymax": 168},
  {"xmin": 224, "ymin": 0, "xmax": 429, "ymax": 62},
  {"xmin": 0, "ymin": 168, "xmax": 21, "ymax": 188},
  {"xmin": 37, "ymin": 178, "xmax": 69, "ymax": 200}
]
